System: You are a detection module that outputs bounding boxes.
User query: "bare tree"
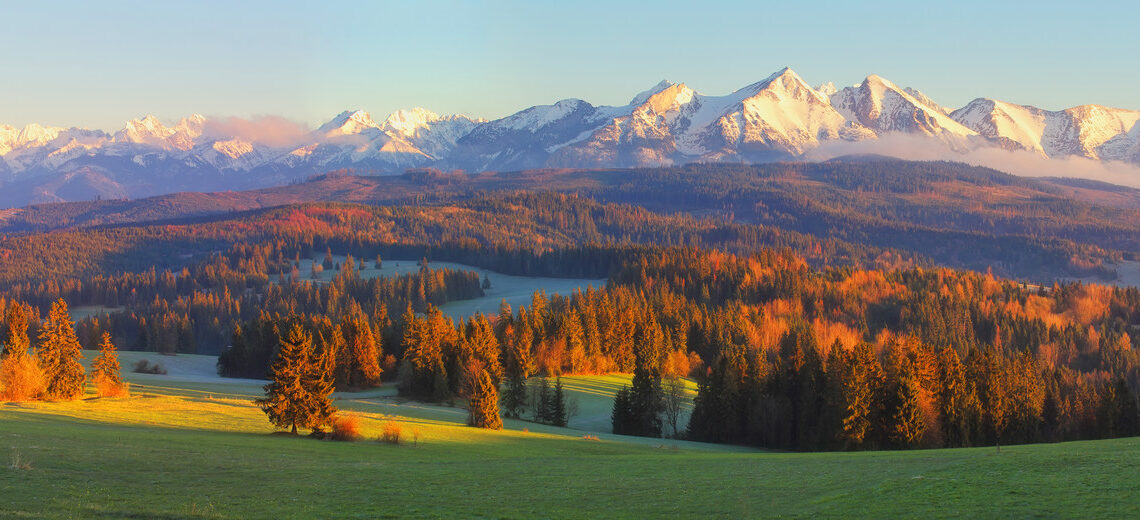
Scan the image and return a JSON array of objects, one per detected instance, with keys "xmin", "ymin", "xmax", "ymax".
[{"xmin": 662, "ymin": 375, "xmax": 686, "ymax": 438}]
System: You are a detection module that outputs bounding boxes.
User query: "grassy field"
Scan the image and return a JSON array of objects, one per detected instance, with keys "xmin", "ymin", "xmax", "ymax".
[{"xmin": 3, "ymin": 356, "xmax": 1140, "ymax": 518}]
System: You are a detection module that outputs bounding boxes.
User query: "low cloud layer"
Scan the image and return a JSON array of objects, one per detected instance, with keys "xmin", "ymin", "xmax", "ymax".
[
  {"xmin": 805, "ymin": 133, "xmax": 1140, "ymax": 189},
  {"xmin": 201, "ymin": 116, "xmax": 311, "ymax": 148}
]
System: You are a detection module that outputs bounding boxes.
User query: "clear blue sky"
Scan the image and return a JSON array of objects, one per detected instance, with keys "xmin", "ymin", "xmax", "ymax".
[{"xmin": 2, "ymin": 0, "xmax": 1137, "ymax": 130}]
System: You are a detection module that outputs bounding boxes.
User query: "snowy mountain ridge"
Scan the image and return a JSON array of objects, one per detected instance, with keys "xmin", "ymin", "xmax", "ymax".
[{"xmin": 2, "ymin": 66, "xmax": 1139, "ymax": 207}]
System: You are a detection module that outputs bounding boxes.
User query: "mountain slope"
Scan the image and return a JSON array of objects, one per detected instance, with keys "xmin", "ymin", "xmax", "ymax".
[{"xmin": 952, "ymin": 100, "xmax": 1140, "ymax": 160}]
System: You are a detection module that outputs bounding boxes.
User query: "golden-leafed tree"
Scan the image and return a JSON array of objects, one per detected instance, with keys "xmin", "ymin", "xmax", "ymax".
[{"xmin": 0, "ymin": 302, "xmax": 44, "ymax": 401}]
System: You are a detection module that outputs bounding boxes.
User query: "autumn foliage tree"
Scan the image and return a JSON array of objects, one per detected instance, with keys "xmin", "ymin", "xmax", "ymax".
[{"xmin": 0, "ymin": 302, "xmax": 44, "ymax": 401}]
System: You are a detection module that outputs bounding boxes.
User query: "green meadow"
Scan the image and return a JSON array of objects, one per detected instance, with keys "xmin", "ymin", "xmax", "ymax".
[{"xmin": 2, "ymin": 352, "xmax": 1138, "ymax": 519}]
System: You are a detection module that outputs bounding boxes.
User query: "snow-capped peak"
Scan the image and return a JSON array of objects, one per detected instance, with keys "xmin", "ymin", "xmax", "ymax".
[
  {"xmin": 15, "ymin": 123, "xmax": 65, "ymax": 147},
  {"xmin": 735, "ymin": 67, "xmax": 827, "ymax": 104},
  {"xmin": 816, "ymin": 82, "xmax": 838, "ymax": 97},
  {"xmin": 831, "ymin": 75, "xmax": 975, "ymax": 137},
  {"xmin": 382, "ymin": 107, "xmax": 443, "ymax": 137},
  {"xmin": 319, "ymin": 110, "xmax": 379, "ymax": 137},
  {"xmin": 630, "ymin": 80, "xmax": 676, "ymax": 106},
  {"xmin": 636, "ymin": 83, "xmax": 696, "ymax": 114},
  {"xmin": 118, "ymin": 115, "xmax": 174, "ymax": 144}
]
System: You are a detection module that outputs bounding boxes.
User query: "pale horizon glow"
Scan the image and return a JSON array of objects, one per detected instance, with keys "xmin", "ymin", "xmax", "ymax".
[{"xmin": 2, "ymin": 0, "xmax": 1138, "ymax": 131}]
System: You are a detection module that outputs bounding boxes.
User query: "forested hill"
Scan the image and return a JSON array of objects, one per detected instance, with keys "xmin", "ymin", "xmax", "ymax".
[{"xmin": 2, "ymin": 159, "xmax": 1139, "ymax": 282}]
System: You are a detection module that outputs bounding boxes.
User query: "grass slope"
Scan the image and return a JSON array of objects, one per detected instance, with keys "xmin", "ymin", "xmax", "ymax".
[{"xmin": 2, "ymin": 362, "xmax": 1139, "ymax": 518}]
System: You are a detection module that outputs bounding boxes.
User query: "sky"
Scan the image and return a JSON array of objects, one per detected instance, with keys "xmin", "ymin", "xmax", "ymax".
[{"xmin": 2, "ymin": 0, "xmax": 1138, "ymax": 131}]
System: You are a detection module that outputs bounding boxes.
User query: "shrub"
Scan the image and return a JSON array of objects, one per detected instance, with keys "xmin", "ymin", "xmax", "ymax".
[
  {"xmin": 0, "ymin": 352, "xmax": 45, "ymax": 402},
  {"xmin": 132, "ymin": 359, "xmax": 167, "ymax": 375},
  {"xmin": 379, "ymin": 420, "xmax": 402, "ymax": 444},
  {"xmin": 95, "ymin": 376, "xmax": 130, "ymax": 398},
  {"xmin": 9, "ymin": 449, "xmax": 32, "ymax": 470},
  {"xmin": 330, "ymin": 414, "xmax": 362, "ymax": 442}
]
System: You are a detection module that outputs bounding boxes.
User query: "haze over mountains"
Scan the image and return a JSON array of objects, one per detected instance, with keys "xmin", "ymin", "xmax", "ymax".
[{"xmin": 2, "ymin": 67, "xmax": 1139, "ymax": 208}]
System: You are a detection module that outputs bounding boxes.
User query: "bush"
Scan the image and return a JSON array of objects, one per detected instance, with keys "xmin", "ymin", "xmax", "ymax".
[
  {"xmin": 379, "ymin": 420, "xmax": 402, "ymax": 444},
  {"xmin": 95, "ymin": 376, "xmax": 130, "ymax": 398},
  {"xmin": 330, "ymin": 414, "xmax": 362, "ymax": 442},
  {"xmin": 0, "ymin": 353, "xmax": 45, "ymax": 402},
  {"xmin": 132, "ymin": 360, "xmax": 167, "ymax": 375},
  {"xmin": 9, "ymin": 449, "xmax": 32, "ymax": 470}
]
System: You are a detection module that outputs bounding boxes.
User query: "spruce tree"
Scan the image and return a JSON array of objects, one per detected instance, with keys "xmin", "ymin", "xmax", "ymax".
[
  {"xmin": 463, "ymin": 315, "xmax": 501, "ymax": 383},
  {"xmin": 838, "ymin": 342, "xmax": 882, "ymax": 448},
  {"xmin": 306, "ymin": 329, "xmax": 338, "ymax": 431},
  {"xmin": 533, "ymin": 377, "xmax": 551, "ymax": 423},
  {"xmin": 548, "ymin": 377, "xmax": 568, "ymax": 427},
  {"xmin": 37, "ymin": 299, "xmax": 86, "ymax": 400},
  {"xmin": 612, "ymin": 345, "xmax": 664, "ymax": 437},
  {"xmin": 467, "ymin": 368, "xmax": 502, "ymax": 429},
  {"xmin": 255, "ymin": 325, "xmax": 335, "ymax": 434},
  {"xmin": 400, "ymin": 306, "xmax": 449, "ymax": 401},
  {"xmin": 342, "ymin": 309, "xmax": 381, "ymax": 388},
  {"xmin": 503, "ymin": 375, "xmax": 528, "ymax": 418},
  {"xmin": 936, "ymin": 347, "xmax": 972, "ymax": 447},
  {"xmin": 91, "ymin": 332, "xmax": 125, "ymax": 396},
  {"xmin": 502, "ymin": 321, "xmax": 535, "ymax": 418},
  {"xmin": 611, "ymin": 385, "xmax": 634, "ymax": 434},
  {"xmin": 889, "ymin": 361, "xmax": 926, "ymax": 447},
  {"xmin": 3, "ymin": 302, "xmax": 30, "ymax": 357}
]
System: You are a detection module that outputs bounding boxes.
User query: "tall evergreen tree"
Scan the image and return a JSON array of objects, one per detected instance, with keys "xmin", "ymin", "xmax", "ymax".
[
  {"xmin": 307, "ymin": 328, "xmax": 339, "ymax": 430},
  {"xmin": 532, "ymin": 376, "xmax": 551, "ymax": 423},
  {"xmin": 463, "ymin": 314, "xmax": 502, "ymax": 383},
  {"xmin": 400, "ymin": 306, "xmax": 449, "ymax": 401},
  {"xmin": 467, "ymin": 368, "xmax": 502, "ymax": 430},
  {"xmin": 255, "ymin": 325, "xmax": 335, "ymax": 434},
  {"xmin": 612, "ymin": 340, "xmax": 664, "ymax": 437},
  {"xmin": 3, "ymin": 302, "xmax": 30, "ymax": 357},
  {"xmin": 547, "ymin": 377, "xmax": 568, "ymax": 427},
  {"xmin": 687, "ymin": 356, "xmax": 743, "ymax": 443},
  {"xmin": 91, "ymin": 332, "xmax": 125, "ymax": 396},
  {"xmin": 837, "ymin": 342, "xmax": 882, "ymax": 449},
  {"xmin": 888, "ymin": 361, "xmax": 926, "ymax": 448},
  {"xmin": 501, "ymin": 322, "xmax": 534, "ymax": 418},
  {"xmin": 936, "ymin": 347, "xmax": 974, "ymax": 447},
  {"xmin": 342, "ymin": 308, "xmax": 382, "ymax": 388},
  {"xmin": 37, "ymin": 299, "xmax": 86, "ymax": 400}
]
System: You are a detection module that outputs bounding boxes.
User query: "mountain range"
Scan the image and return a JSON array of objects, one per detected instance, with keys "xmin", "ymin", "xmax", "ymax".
[{"xmin": 2, "ymin": 67, "xmax": 1138, "ymax": 208}]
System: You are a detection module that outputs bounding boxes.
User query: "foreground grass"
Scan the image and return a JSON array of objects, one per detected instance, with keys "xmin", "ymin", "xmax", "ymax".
[{"xmin": 3, "ymin": 375, "xmax": 1140, "ymax": 518}]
